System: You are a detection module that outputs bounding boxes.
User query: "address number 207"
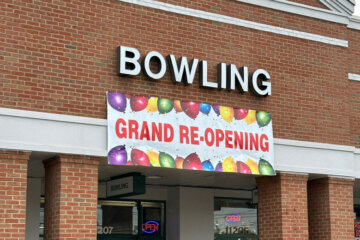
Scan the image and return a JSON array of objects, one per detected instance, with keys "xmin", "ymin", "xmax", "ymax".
[{"xmin": 97, "ymin": 226, "xmax": 114, "ymax": 234}]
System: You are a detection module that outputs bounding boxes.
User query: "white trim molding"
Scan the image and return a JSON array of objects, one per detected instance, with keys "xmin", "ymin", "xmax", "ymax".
[
  {"xmin": 117, "ymin": 0, "xmax": 348, "ymax": 47},
  {"xmin": 235, "ymin": 0, "xmax": 349, "ymax": 24},
  {"xmin": 349, "ymin": 73, "xmax": 360, "ymax": 81},
  {"xmin": 0, "ymin": 107, "xmax": 107, "ymax": 157},
  {"xmin": 0, "ymin": 107, "xmax": 359, "ymax": 178},
  {"xmin": 320, "ymin": 0, "xmax": 355, "ymax": 15},
  {"xmin": 274, "ymin": 138, "xmax": 355, "ymax": 152},
  {"xmin": 0, "ymin": 107, "xmax": 107, "ymax": 126},
  {"xmin": 348, "ymin": 16, "xmax": 360, "ymax": 30}
]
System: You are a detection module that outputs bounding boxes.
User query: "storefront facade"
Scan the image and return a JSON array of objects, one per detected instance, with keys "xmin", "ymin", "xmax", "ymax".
[{"xmin": 1, "ymin": 0, "xmax": 360, "ymax": 239}]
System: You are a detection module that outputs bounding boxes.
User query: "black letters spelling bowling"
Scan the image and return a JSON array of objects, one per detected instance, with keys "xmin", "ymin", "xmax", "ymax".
[{"xmin": 117, "ymin": 46, "xmax": 271, "ymax": 96}]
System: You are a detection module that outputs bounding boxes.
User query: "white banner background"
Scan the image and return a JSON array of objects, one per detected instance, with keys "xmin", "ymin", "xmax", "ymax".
[{"xmin": 107, "ymin": 92, "xmax": 274, "ymax": 175}]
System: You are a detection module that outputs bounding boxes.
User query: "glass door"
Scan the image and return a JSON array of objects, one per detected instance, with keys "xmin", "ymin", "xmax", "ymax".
[
  {"xmin": 214, "ymin": 198, "xmax": 258, "ymax": 240},
  {"xmin": 97, "ymin": 200, "xmax": 165, "ymax": 240},
  {"xmin": 139, "ymin": 202, "xmax": 165, "ymax": 240},
  {"xmin": 97, "ymin": 201, "xmax": 138, "ymax": 240}
]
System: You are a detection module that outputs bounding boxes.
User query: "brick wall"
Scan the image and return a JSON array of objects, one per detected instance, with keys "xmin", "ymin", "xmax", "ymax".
[
  {"xmin": 308, "ymin": 177, "xmax": 354, "ymax": 240},
  {"xmin": 257, "ymin": 173, "xmax": 309, "ymax": 240},
  {"xmin": 350, "ymin": 80, "xmax": 360, "ymax": 148},
  {"xmin": 348, "ymin": 30, "xmax": 360, "ymax": 148},
  {"xmin": 0, "ymin": 150, "xmax": 30, "ymax": 240},
  {"xmin": 156, "ymin": 0, "xmax": 346, "ymax": 37},
  {"xmin": 348, "ymin": 30, "xmax": 360, "ymax": 74},
  {"xmin": 0, "ymin": 0, "xmax": 356, "ymax": 147},
  {"xmin": 43, "ymin": 154, "xmax": 100, "ymax": 240}
]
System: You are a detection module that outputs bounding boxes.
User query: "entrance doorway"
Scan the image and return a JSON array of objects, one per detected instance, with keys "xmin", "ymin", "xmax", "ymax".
[{"xmin": 97, "ymin": 200, "xmax": 165, "ymax": 240}]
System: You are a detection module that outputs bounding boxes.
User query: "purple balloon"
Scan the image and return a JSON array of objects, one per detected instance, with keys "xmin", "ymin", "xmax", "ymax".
[
  {"xmin": 212, "ymin": 105, "xmax": 220, "ymax": 116},
  {"xmin": 215, "ymin": 162, "xmax": 223, "ymax": 172},
  {"xmin": 108, "ymin": 92, "xmax": 127, "ymax": 112},
  {"xmin": 108, "ymin": 145, "xmax": 127, "ymax": 165}
]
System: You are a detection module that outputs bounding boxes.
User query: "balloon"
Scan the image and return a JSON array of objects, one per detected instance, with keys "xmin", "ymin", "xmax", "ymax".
[
  {"xmin": 147, "ymin": 151, "xmax": 160, "ymax": 167},
  {"xmin": 244, "ymin": 110, "xmax": 256, "ymax": 125},
  {"xmin": 175, "ymin": 156, "xmax": 184, "ymax": 169},
  {"xmin": 258, "ymin": 159, "xmax": 275, "ymax": 175},
  {"xmin": 212, "ymin": 105, "xmax": 220, "ymax": 115},
  {"xmin": 131, "ymin": 148, "xmax": 150, "ymax": 166},
  {"xmin": 245, "ymin": 159, "xmax": 259, "ymax": 174},
  {"xmin": 183, "ymin": 153, "xmax": 203, "ymax": 170},
  {"xmin": 130, "ymin": 95, "xmax": 148, "ymax": 112},
  {"xmin": 157, "ymin": 98, "xmax": 174, "ymax": 114},
  {"xmin": 126, "ymin": 161, "xmax": 133, "ymax": 166},
  {"xmin": 174, "ymin": 100, "xmax": 183, "ymax": 112},
  {"xmin": 236, "ymin": 161, "xmax": 252, "ymax": 174},
  {"xmin": 108, "ymin": 92, "xmax": 127, "ymax": 112},
  {"xmin": 222, "ymin": 156, "xmax": 237, "ymax": 172},
  {"xmin": 234, "ymin": 108, "xmax": 248, "ymax": 120},
  {"xmin": 108, "ymin": 145, "xmax": 127, "ymax": 165},
  {"xmin": 256, "ymin": 111, "xmax": 272, "ymax": 127},
  {"xmin": 181, "ymin": 101, "xmax": 200, "ymax": 119},
  {"xmin": 146, "ymin": 97, "xmax": 158, "ymax": 113},
  {"xmin": 220, "ymin": 106, "xmax": 234, "ymax": 123},
  {"xmin": 215, "ymin": 161, "xmax": 223, "ymax": 172},
  {"xmin": 202, "ymin": 160, "xmax": 214, "ymax": 171},
  {"xmin": 200, "ymin": 103, "xmax": 211, "ymax": 115},
  {"xmin": 125, "ymin": 93, "xmax": 131, "ymax": 99},
  {"xmin": 159, "ymin": 152, "xmax": 176, "ymax": 168}
]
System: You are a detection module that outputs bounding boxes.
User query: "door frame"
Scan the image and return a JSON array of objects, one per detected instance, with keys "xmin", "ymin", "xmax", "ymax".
[{"xmin": 97, "ymin": 198, "xmax": 166, "ymax": 240}]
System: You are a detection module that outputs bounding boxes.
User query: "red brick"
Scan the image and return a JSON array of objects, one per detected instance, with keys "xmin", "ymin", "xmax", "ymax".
[
  {"xmin": 43, "ymin": 154, "xmax": 101, "ymax": 240},
  {"xmin": 0, "ymin": 150, "xmax": 29, "ymax": 240},
  {"xmin": 308, "ymin": 177, "xmax": 354, "ymax": 240},
  {"xmin": 257, "ymin": 173, "xmax": 309, "ymax": 240}
]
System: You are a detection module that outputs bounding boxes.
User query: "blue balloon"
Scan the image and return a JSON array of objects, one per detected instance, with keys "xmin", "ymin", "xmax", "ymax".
[
  {"xmin": 202, "ymin": 160, "xmax": 214, "ymax": 171},
  {"xmin": 200, "ymin": 103, "xmax": 211, "ymax": 115}
]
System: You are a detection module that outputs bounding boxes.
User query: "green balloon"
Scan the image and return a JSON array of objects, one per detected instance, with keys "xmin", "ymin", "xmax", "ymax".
[
  {"xmin": 159, "ymin": 152, "xmax": 175, "ymax": 168},
  {"xmin": 157, "ymin": 98, "xmax": 174, "ymax": 114},
  {"xmin": 256, "ymin": 111, "xmax": 271, "ymax": 127},
  {"xmin": 258, "ymin": 159, "xmax": 275, "ymax": 176}
]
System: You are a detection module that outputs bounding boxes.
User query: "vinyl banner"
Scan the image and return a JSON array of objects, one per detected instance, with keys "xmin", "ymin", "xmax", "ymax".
[{"xmin": 107, "ymin": 92, "xmax": 275, "ymax": 175}]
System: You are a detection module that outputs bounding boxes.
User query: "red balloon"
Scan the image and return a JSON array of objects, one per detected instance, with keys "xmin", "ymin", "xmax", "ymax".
[
  {"xmin": 234, "ymin": 108, "xmax": 249, "ymax": 120},
  {"xmin": 236, "ymin": 161, "xmax": 252, "ymax": 174},
  {"xmin": 180, "ymin": 101, "xmax": 200, "ymax": 119},
  {"xmin": 126, "ymin": 161, "xmax": 133, "ymax": 166},
  {"xmin": 130, "ymin": 95, "xmax": 148, "ymax": 111},
  {"xmin": 183, "ymin": 153, "xmax": 203, "ymax": 170},
  {"xmin": 131, "ymin": 149, "xmax": 150, "ymax": 166}
]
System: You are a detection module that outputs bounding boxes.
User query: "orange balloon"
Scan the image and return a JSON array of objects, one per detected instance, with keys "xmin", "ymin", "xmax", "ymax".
[
  {"xmin": 246, "ymin": 159, "xmax": 259, "ymax": 174},
  {"xmin": 147, "ymin": 151, "xmax": 160, "ymax": 167},
  {"xmin": 174, "ymin": 100, "xmax": 183, "ymax": 112},
  {"xmin": 244, "ymin": 110, "xmax": 256, "ymax": 125},
  {"xmin": 175, "ymin": 156, "xmax": 184, "ymax": 169}
]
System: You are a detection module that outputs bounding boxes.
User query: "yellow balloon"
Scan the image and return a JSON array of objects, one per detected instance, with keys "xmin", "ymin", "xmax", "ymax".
[
  {"xmin": 222, "ymin": 156, "xmax": 237, "ymax": 172},
  {"xmin": 220, "ymin": 106, "xmax": 234, "ymax": 123},
  {"xmin": 146, "ymin": 97, "xmax": 158, "ymax": 113},
  {"xmin": 147, "ymin": 151, "xmax": 160, "ymax": 167},
  {"xmin": 246, "ymin": 159, "xmax": 259, "ymax": 174},
  {"xmin": 244, "ymin": 110, "xmax": 256, "ymax": 125}
]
